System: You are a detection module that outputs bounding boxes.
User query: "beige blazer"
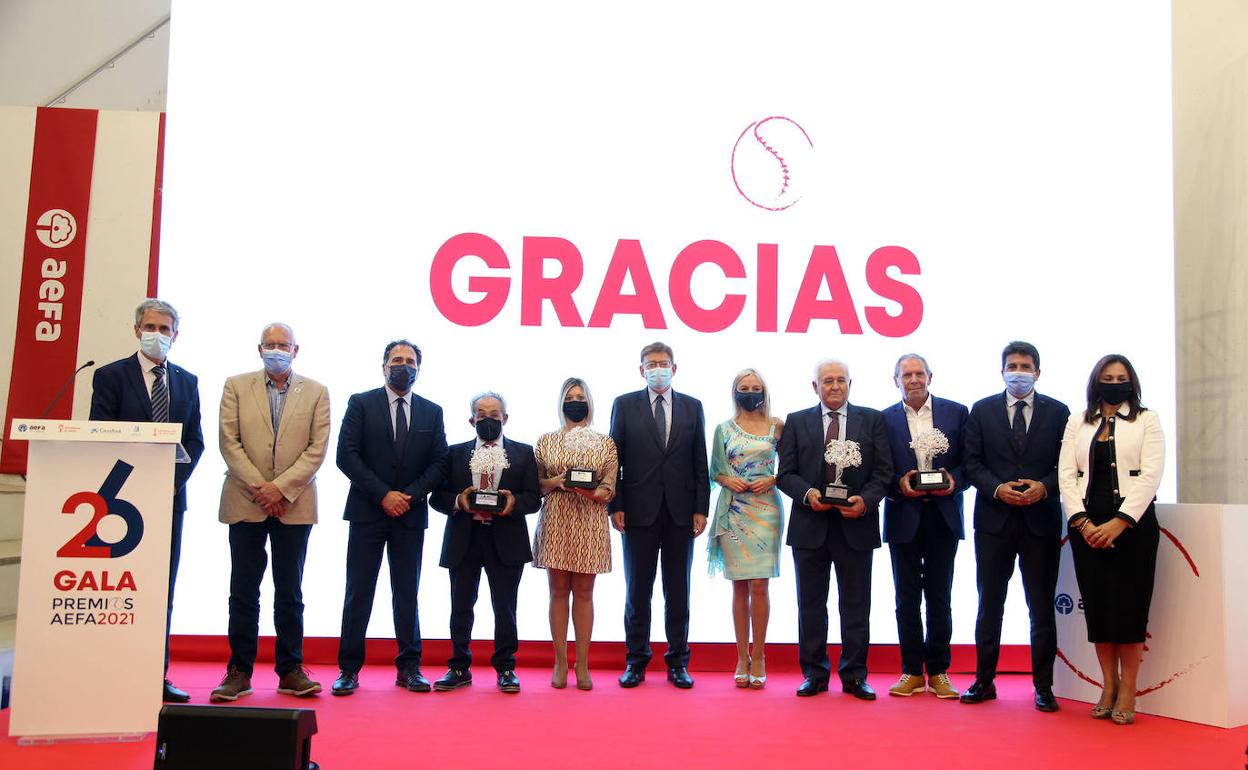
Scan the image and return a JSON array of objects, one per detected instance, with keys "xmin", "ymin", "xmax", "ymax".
[
  {"xmin": 218, "ymin": 370, "xmax": 331, "ymax": 525},
  {"xmin": 1057, "ymin": 405, "xmax": 1164, "ymax": 523}
]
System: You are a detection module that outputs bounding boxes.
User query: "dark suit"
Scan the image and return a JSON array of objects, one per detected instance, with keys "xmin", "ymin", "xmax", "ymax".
[
  {"xmin": 335, "ymin": 387, "xmax": 447, "ymax": 674},
  {"xmin": 89, "ymin": 353, "xmax": 204, "ymax": 671},
  {"xmin": 963, "ymin": 390, "xmax": 1070, "ymax": 687},
  {"xmin": 881, "ymin": 396, "xmax": 969, "ymax": 677},
  {"xmin": 430, "ymin": 437, "xmax": 540, "ymax": 672},
  {"xmin": 608, "ymin": 388, "xmax": 710, "ymax": 669},
  {"xmin": 777, "ymin": 403, "xmax": 891, "ymax": 685}
]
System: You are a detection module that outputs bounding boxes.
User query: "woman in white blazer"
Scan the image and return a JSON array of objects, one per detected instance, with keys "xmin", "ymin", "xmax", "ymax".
[{"xmin": 1058, "ymin": 354, "xmax": 1164, "ymax": 726}]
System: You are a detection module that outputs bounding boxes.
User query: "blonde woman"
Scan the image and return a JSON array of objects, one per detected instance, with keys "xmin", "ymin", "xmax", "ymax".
[
  {"xmin": 707, "ymin": 369, "xmax": 784, "ymax": 688},
  {"xmin": 533, "ymin": 378, "xmax": 618, "ymax": 690}
]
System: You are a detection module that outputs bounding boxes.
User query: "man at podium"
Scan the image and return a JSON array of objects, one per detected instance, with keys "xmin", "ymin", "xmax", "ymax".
[{"xmin": 88, "ymin": 298, "xmax": 204, "ymax": 703}]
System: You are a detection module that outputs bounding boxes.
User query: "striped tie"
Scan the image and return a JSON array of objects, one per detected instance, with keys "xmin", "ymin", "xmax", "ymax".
[{"xmin": 151, "ymin": 365, "xmax": 170, "ymax": 422}]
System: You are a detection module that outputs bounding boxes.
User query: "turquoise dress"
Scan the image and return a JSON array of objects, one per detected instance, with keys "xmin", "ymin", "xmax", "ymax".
[{"xmin": 707, "ymin": 419, "xmax": 784, "ymax": 580}]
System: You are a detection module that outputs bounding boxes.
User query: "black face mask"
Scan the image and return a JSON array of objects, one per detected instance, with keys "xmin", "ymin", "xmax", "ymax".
[
  {"xmin": 1097, "ymin": 381, "xmax": 1133, "ymax": 406},
  {"xmin": 388, "ymin": 365, "xmax": 417, "ymax": 392},
  {"xmin": 562, "ymin": 401, "xmax": 590, "ymax": 422},
  {"xmin": 735, "ymin": 391, "xmax": 766, "ymax": 412},
  {"xmin": 475, "ymin": 417, "xmax": 503, "ymax": 442}
]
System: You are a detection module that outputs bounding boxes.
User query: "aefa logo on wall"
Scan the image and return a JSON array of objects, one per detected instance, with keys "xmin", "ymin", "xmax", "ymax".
[
  {"xmin": 427, "ymin": 117, "xmax": 923, "ymax": 337},
  {"xmin": 34, "ymin": 208, "xmax": 77, "ymax": 249}
]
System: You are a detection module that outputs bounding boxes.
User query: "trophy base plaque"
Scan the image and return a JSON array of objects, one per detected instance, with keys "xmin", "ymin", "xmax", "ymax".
[
  {"xmin": 913, "ymin": 470, "xmax": 950, "ymax": 492},
  {"xmin": 820, "ymin": 482, "xmax": 850, "ymax": 505},
  {"xmin": 470, "ymin": 490, "xmax": 506, "ymax": 512},
  {"xmin": 565, "ymin": 468, "xmax": 597, "ymax": 489}
]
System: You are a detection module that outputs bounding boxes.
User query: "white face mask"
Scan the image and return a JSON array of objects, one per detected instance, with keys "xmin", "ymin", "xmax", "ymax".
[{"xmin": 139, "ymin": 330, "xmax": 173, "ymax": 360}]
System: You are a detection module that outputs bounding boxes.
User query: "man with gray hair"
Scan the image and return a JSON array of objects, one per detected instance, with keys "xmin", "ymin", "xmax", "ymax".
[
  {"xmin": 211, "ymin": 323, "xmax": 331, "ymax": 702},
  {"xmin": 430, "ymin": 391, "xmax": 541, "ymax": 692},
  {"xmin": 89, "ymin": 298, "xmax": 204, "ymax": 702}
]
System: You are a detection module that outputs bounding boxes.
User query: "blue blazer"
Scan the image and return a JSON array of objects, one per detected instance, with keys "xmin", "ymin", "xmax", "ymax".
[
  {"xmin": 88, "ymin": 353, "xmax": 204, "ymax": 513},
  {"xmin": 777, "ymin": 403, "xmax": 892, "ymax": 552},
  {"xmin": 964, "ymin": 391, "xmax": 1070, "ymax": 539},
  {"xmin": 335, "ymin": 387, "xmax": 448, "ymax": 530},
  {"xmin": 430, "ymin": 437, "xmax": 541, "ymax": 568},
  {"xmin": 881, "ymin": 396, "xmax": 970, "ymax": 543},
  {"xmin": 607, "ymin": 389, "xmax": 710, "ymax": 526}
]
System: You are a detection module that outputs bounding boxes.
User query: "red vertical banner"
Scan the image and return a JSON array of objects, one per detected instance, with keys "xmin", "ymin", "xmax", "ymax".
[
  {"xmin": 147, "ymin": 111, "xmax": 165, "ymax": 297},
  {"xmin": 0, "ymin": 107, "xmax": 98, "ymax": 474}
]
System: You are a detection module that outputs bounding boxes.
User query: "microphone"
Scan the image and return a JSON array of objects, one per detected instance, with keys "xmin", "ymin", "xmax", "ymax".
[{"xmin": 39, "ymin": 360, "xmax": 95, "ymax": 419}]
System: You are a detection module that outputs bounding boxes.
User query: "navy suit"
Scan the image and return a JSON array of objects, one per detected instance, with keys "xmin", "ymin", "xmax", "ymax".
[
  {"xmin": 89, "ymin": 352, "xmax": 204, "ymax": 671},
  {"xmin": 963, "ymin": 390, "xmax": 1070, "ymax": 688},
  {"xmin": 777, "ymin": 403, "xmax": 891, "ymax": 685},
  {"xmin": 430, "ymin": 437, "xmax": 540, "ymax": 672},
  {"xmin": 881, "ymin": 396, "xmax": 969, "ymax": 677},
  {"xmin": 608, "ymin": 388, "xmax": 710, "ymax": 669},
  {"xmin": 335, "ymin": 387, "xmax": 447, "ymax": 674}
]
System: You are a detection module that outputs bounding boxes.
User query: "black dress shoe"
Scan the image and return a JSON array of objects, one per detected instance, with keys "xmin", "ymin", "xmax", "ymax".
[
  {"xmin": 397, "ymin": 668, "xmax": 431, "ymax": 693},
  {"xmin": 796, "ymin": 678, "xmax": 829, "ymax": 697},
  {"xmin": 667, "ymin": 667, "xmax": 694, "ymax": 689},
  {"xmin": 959, "ymin": 679, "xmax": 997, "ymax": 704},
  {"xmin": 1034, "ymin": 687, "xmax": 1060, "ymax": 712},
  {"xmin": 434, "ymin": 668, "xmax": 473, "ymax": 691},
  {"xmin": 163, "ymin": 679, "xmax": 190, "ymax": 703},
  {"xmin": 841, "ymin": 679, "xmax": 876, "ymax": 701},
  {"xmin": 497, "ymin": 670, "xmax": 521, "ymax": 693},
  {"xmin": 618, "ymin": 665, "xmax": 646, "ymax": 688},
  {"xmin": 331, "ymin": 670, "xmax": 359, "ymax": 696}
]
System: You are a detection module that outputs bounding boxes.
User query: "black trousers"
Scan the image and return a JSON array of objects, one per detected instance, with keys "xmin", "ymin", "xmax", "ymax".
[
  {"xmin": 888, "ymin": 504, "xmax": 959, "ymax": 676},
  {"xmin": 792, "ymin": 517, "xmax": 873, "ymax": 684},
  {"xmin": 163, "ymin": 508, "xmax": 185, "ymax": 674},
  {"xmin": 973, "ymin": 513, "xmax": 1060, "ymax": 687},
  {"xmin": 337, "ymin": 518, "xmax": 424, "ymax": 673},
  {"xmin": 226, "ymin": 518, "xmax": 312, "ymax": 676},
  {"xmin": 447, "ymin": 521, "xmax": 524, "ymax": 672},
  {"xmin": 622, "ymin": 504, "xmax": 693, "ymax": 669}
]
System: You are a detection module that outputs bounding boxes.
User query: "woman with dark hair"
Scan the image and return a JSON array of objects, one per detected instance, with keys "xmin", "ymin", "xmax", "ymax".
[
  {"xmin": 533, "ymin": 377, "xmax": 618, "ymax": 690},
  {"xmin": 1058, "ymin": 354, "xmax": 1165, "ymax": 725}
]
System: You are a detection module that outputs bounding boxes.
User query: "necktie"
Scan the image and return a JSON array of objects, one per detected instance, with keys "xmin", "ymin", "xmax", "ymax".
[
  {"xmin": 823, "ymin": 410, "xmax": 840, "ymax": 482},
  {"xmin": 394, "ymin": 398, "xmax": 408, "ymax": 455},
  {"xmin": 479, "ymin": 442, "xmax": 496, "ymax": 489},
  {"xmin": 654, "ymin": 395, "xmax": 667, "ymax": 449},
  {"xmin": 151, "ymin": 365, "xmax": 170, "ymax": 422},
  {"xmin": 1012, "ymin": 401, "xmax": 1027, "ymax": 453}
]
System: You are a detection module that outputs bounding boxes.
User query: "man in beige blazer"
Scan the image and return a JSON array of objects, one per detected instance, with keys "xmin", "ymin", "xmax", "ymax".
[{"xmin": 210, "ymin": 323, "xmax": 331, "ymax": 702}]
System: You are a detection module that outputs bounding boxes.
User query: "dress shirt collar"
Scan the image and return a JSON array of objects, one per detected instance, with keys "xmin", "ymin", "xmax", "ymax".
[
  {"xmin": 138, "ymin": 353, "xmax": 162, "ymax": 376},
  {"xmin": 902, "ymin": 395, "xmax": 932, "ymax": 417},
  {"xmin": 1006, "ymin": 390, "xmax": 1035, "ymax": 411},
  {"xmin": 474, "ymin": 435, "xmax": 505, "ymax": 451},
  {"xmin": 266, "ymin": 372, "xmax": 291, "ymax": 392},
  {"xmin": 820, "ymin": 402, "xmax": 848, "ymax": 420},
  {"xmin": 385, "ymin": 385, "xmax": 412, "ymax": 407},
  {"xmin": 648, "ymin": 387, "xmax": 673, "ymax": 405}
]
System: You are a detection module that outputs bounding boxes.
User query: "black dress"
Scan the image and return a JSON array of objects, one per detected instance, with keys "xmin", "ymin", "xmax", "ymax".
[{"xmin": 1069, "ymin": 433, "xmax": 1159, "ymax": 644}]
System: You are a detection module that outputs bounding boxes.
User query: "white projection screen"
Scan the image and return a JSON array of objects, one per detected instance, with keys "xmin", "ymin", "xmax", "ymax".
[{"xmin": 160, "ymin": 1, "xmax": 1175, "ymax": 647}]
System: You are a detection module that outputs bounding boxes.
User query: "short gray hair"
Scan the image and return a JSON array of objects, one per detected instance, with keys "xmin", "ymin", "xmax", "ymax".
[
  {"xmin": 813, "ymin": 358, "xmax": 850, "ymax": 381},
  {"xmin": 260, "ymin": 322, "xmax": 295, "ymax": 343},
  {"xmin": 893, "ymin": 353, "xmax": 930, "ymax": 379},
  {"xmin": 134, "ymin": 298, "xmax": 180, "ymax": 331},
  {"xmin": 470, "ymin": 390, "xmax": 507, "ymax": 415}
]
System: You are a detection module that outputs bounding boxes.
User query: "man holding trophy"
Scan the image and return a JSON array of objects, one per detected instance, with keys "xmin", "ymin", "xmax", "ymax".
[
  {"xmin": 430, "ymin": 391, "xmax": 541, "ymax": 693},
  {"xmin": 881, "ymin": 354, "xmax": 970, "ymax": 699},
  {"xmin": 777, "ymin": 359, "xmax": 893, "ymax": 700}
]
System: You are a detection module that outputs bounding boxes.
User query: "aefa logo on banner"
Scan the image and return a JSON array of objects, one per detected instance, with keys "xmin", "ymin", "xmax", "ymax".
[
  {"xmin": 34, "ymin": 208, "xmax": 77, "ymax": 249},
  {"xmin": 429, "ymin": 116, "xmax": 924, "ymax": 337}
]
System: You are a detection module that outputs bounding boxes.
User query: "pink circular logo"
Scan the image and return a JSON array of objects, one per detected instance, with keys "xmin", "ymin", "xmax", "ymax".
[{"xmin": 731, "ymin": 116, "xmax": 814, "ymax": 211}]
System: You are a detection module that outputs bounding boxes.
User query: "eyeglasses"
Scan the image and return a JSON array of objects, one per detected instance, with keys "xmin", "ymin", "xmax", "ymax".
[
  {"xmin": 642, "ymin": 361, "xmax": 672, "ymax": 370},
  {"xmin": 261, "ymin": 342, "xmax": 294, "ymax": 352}
]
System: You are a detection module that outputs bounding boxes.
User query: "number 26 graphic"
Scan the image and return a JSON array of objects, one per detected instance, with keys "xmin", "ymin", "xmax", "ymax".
[{"xmin": 57, "ymin": 460, "xmax": 145, "ymax": 558}]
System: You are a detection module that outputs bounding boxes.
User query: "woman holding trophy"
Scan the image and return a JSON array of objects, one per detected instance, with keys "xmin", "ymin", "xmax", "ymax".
[
  {"xmin": 533, "ymin": 377, "xmax": 619, "ymax": 690},
  {"xmin": 707, "ymin": 368, "xmax": 784, "ymax": 689},
  {"xmin": 1058, "ymin": 355, "xmax": 1164, "ymax": 725}
]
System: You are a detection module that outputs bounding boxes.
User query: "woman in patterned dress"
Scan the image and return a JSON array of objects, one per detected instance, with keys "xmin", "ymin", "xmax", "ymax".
[
  {"xmin": 533, "ymin": 377, "xmax": 618, "ymax": 690},
  {"xmin": 707, "ymin": 368, "xmax": 784, "ymax": 689}
]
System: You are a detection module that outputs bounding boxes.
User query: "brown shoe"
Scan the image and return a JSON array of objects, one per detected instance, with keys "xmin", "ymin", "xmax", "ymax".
[
  {"xmin": 277, "ymin": 667, "xmax": 322, "ymax": 697},
  {"xmin": 887, "ymin": 673, "xmax": 926, "ymax": 697},
  {"xmin": 928, "ymin": 673, "xmax": 959, "ymax": 699},
  {"xmin": 210, "ymin": 667, "xmax": 253, "ymax": 702}
]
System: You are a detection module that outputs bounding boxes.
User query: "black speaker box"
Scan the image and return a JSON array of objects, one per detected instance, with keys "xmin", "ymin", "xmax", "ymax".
[{"xmin": 154, "ymin": 704, "xmax": 318, "ymax": 770}]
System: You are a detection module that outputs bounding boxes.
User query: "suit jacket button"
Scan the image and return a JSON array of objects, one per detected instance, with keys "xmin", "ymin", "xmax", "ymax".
[
  {"xmin": 1110, "ymin": 462, "xmax": 1116, "ymax": 468},
  {"xmin": 1113, "ymin": 489, "xmax": 1119, "ymax": 495}
]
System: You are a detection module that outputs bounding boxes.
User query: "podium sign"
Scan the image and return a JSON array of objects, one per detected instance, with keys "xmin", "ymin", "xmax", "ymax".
[
  {"xmin": 7, "ymin": 419, "xmax": 180, "ymax": 739},
  {"xmin": 1054, "ymin": 503, "xmax": 1248, "ymax": 728}
]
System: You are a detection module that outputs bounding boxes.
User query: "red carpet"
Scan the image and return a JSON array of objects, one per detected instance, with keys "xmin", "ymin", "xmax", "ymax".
[{"xmin": 2, "ymin": 660, "xmax": 1244, "ymax": 769}]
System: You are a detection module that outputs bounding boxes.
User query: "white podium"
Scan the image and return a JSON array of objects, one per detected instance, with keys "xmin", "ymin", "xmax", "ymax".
[
  {"xmin": 1055, "ymin": 503, "xmax": 1248, "ymax": 728},
  {"xmin": 6, "ymin": 419, "xmax": 181, "ymax": 740}
]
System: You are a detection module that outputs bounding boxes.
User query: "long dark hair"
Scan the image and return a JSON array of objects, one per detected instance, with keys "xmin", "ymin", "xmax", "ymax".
[{"xmin": 1083, "ymin": 354, "xmax": 1146, "ymax": 423}]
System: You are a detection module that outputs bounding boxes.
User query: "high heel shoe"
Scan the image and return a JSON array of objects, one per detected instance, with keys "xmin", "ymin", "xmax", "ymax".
[
  {"xmin": 748, "ymin": 657, "xmax": 766, "ymax": 689},
  {"xmin": 734, "ymin": 658, "xmax": 750, "ymax": 688},
  {"xmin": 1111, "ymin": 709, "xmax": 1135, "ymax": 725},
  {"xmin": 551, "ymin": 659, "xmax": 568, "ymax": 689},
  {"xmin": 1091, "ymin": 690, "xmax": 1115, "ymax": 719},
  {"xmin": 575, "ymin": 665, "xmax": 593, "ymax": 691}
]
